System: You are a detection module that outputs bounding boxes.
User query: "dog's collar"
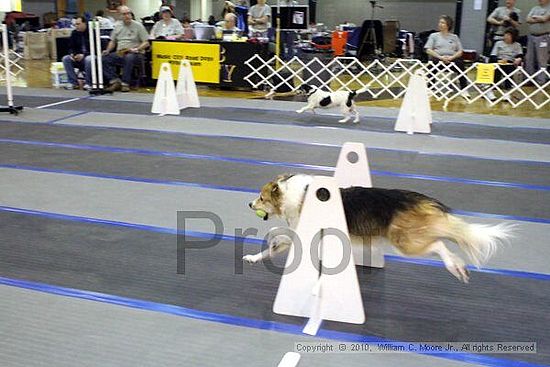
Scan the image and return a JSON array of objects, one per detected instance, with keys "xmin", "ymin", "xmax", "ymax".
[{"xmin": 280, "ymin": 174, "xmax": 295, "ymax": 183}]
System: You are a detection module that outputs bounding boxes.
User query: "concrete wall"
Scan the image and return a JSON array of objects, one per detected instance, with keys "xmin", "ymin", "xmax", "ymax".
[{"xmin": 315, "ymin": 0, "xmax": 456, "ymax": 33}]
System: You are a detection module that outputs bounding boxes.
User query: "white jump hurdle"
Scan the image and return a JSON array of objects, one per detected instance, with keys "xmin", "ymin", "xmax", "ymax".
[
  {"xmin": 334, "ymin": 142, "xmax": 385, "ymax": 268},
  {"xmin": 88, "ymin": 19, "xmax": 111, "ymax": 95},
  {"xmin": 0, "ymin": 24, "xmax": 23, "ymax": 114},
  {"xmin": 151, "ymin": 60, "xmax": 201, "ymax": 115},
  {"xmin": 273, "ymin": 176, "xmax": 365, "ymax": 336}
]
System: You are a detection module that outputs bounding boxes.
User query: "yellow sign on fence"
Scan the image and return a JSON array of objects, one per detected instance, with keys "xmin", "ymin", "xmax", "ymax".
[
  {"xmin": 475, "ymin": 63, "xmax": 495, "ymax": 84},
  {"xmin": 152, "ymin": 42, "xmax": 220, "ymax": 84}
]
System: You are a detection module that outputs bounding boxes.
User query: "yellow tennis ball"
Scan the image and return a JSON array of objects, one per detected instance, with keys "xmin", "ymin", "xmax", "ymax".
[{"xmin": 256, "ymin": 209, "xmax": 267, "ymax": 218}]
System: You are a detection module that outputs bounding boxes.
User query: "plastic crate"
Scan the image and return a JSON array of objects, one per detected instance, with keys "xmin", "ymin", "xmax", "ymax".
[{"xmin": 50, "ymin": 62, "xmax": 69, "ymax": 88}]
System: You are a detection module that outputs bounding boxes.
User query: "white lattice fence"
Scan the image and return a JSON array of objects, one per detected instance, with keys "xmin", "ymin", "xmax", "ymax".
[
  {"xmin": 0, "ymin": 49, "xmax": 24, "ymax": 80},
  {"xmin": 244, "ymin": 55, "xmax": 550, "ymax": 110}
]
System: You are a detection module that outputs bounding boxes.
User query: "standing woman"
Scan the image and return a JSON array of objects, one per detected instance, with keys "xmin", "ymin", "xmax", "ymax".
[
  {"xmin": 150, "ymin": 6, "xmax": 184, "ymax": 39},
  {"xmin": 424, "ymin": 15, "xmax": 470, "ymax": 97}
]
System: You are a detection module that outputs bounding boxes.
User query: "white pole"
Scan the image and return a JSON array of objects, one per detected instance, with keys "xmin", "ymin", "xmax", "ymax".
[
  {"xmin": 95, "ymin": 18, "xmax": 103, "ymax": 89},
  {"xmin": 2, "ymin": 24, "xmax": 13, "ymax": 107},
  {"xmin": 88, "ymin": 21, "xmax": 97, "ymax": 89},
  {"xmin": 200, "ymin": 0, "xmax": 207, "ymax": 22}
]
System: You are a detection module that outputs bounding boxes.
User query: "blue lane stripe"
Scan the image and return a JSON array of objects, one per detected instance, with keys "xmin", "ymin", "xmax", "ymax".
[
  {"xmin": 1, "ymin": 205, "xmax": 548, "ymax": 281},
  {"xmin": 0, "ymin": 164, "xmax": 259, "ymax": 194},
  {"xmin": 44, "ymin": 98, "xmax": 550, "ymax": 146},
  {"xmin": 2, "ymin": 118, "xmax": 550, "ymax": 166},
  {"xmin": 2, "ymin": 138, "xmax": 550, "ymax": 192},
  {"xmin": 47, "ymin": 110, "xmax": 90, "ymax": 124},
  {"xmin": 0, "ymin": 138, "xmax": 334, "ymax": 172},
  {"xmin": 2, "ymin": 164, "xmax": 550, "ymax": 225},
  {"xmin": 0, "ymin": 276, "xmax": 545, "ymax": 367}
]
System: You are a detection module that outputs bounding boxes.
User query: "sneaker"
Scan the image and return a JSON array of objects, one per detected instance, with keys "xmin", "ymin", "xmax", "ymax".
[
  {"xmin": 121, "ymin": 83, "xmax": 130, "ymax": 92},
  {"xmin": 105, "ymin": 80, "xmax": 122, "ymax": 92},
  {"xmin": 486, "ymin": 90, "xmax": 496, "ymax": 101},
  {"xmin": 63, "ymin": 84, "xmax": 77, "ymax": 90},
  {"xmin": 83, "ymin": 84, "xmax": 92, "ymax": 91},
  {"xmin": 460, "ymin": 90, "xmax": 471, "ymax": 99}
]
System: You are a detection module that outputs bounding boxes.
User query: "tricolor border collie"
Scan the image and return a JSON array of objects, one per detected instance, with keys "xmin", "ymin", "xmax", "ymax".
[
  {"xmin": 244, "ymin": 174, "xmax": 514, "ymax": 283},
  {"xmin": 296, "ymin": 84, "xmax": 369, "ymax": 123}
]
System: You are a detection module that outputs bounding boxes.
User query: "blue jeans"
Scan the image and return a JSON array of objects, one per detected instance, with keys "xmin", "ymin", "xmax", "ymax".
[
  {"xmin": 102, "ymin": 52, "xmax": 143, "ymax": 85},
  {"xmin": 62, "ymin": 54, "xmax": 92, "ymax": 86}
]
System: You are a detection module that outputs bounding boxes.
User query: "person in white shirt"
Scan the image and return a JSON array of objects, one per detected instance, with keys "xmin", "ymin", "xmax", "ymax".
[
  {"xmin": 150, "ymin": 6, "xmax": 184, "ymax": 39},
  {"xmin": 221, "ymin": 12, "xmax": 241, "ymax": 32},
  {"xmin": 248, "ymin": 0, "xmax": 271, "ymax": 37},
  {"xmin": 486, "ymin": 28, "xmax": 523, "ymax": 100},
  {"xmin": 424, "ymin": 15, "xmax": 470, "ymax": 97},
  {"xmin": 525, "ymin": 0, "xmax": 550, "ymax": 84},
  {"xmin": 486, "ymin": 0, "xmax": 521, "ymax": 44}
]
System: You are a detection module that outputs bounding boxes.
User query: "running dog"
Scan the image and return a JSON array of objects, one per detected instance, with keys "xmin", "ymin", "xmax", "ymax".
[
  {"xmin": 244, "ymin": 174, "xmax": 514, "ymax": 283},
  {"xmin": 296, "ymin": 84, "xmax": 369, "ymax": 123}
]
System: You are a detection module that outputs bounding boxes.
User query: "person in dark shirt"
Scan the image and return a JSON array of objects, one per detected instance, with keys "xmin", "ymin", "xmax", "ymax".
[{"xmin": 62, "ymin": 16, "xmax": 93, "ymax": 90}]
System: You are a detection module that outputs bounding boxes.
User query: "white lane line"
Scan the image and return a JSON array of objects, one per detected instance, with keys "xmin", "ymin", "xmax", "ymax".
[{"xmin": 36, "ymin": 97, "xmax": 82, "ymax": 109}]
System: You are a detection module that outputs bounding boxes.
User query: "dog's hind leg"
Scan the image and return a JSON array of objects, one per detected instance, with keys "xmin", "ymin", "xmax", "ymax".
[
  {"xmin": 425, "ymin": 240, "xmax": 470, "ymax": 283},
  {"xmin": 388, "ymin": 222, "xmax": 470, "ymax": 283}
]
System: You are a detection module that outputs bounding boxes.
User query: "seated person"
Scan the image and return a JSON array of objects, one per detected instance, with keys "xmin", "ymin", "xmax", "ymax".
[
  {"xmin": 220, "ymin": 13, "xmax": 241, "ymax": 32},
  {"xmin": 62, "ymin": 16, "xmax": 93, "ymax": 90},
  {"xmin": 151, "ymin": 6, "xmax": 184, "ymax": 39},
  {"xmin": 182, "ymin": 17, "xmax": 192, "ymax": 29},
  {"xmin": 488, "ymin": 28, "xmax": 523, "ymax": 99},
  {"xmin": 96, "ymin": 9, "xmax": 115, "ymax": 30},
  {"xmin": 424, "ymin": 15, "xmax": 470, "ymax": 97},
  {"xmin": 102, "ymin": 5, "xmax": 149, "ymax": 92},
  {"xmin": 248, "ymin": 0, "xmax": 271, "ymax": 38}
]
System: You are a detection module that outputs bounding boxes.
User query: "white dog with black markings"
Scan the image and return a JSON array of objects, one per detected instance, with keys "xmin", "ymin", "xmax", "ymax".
[{"xmin": 296, "ymin": 84, "xmax": 369, "ymax": 123}]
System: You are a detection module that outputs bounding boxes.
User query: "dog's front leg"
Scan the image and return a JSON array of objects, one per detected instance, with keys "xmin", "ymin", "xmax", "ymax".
[
  {"xmin": 296, "ymin": 104, "xmax": 314, "ymax": 114},
  {"xmin": 242, "ymin": 234, "xmax": 292, "ymax": 264},
  {"xmin": 242, "ymin": 248, "xmax": 271, "ymax": 264},
  {"xmin": 339, "ymin": 106, "xmax": 351, "ymax": 123},
  {"xmin": 352, "ymin": 106, "xmax": 360, "ymax": 123}
]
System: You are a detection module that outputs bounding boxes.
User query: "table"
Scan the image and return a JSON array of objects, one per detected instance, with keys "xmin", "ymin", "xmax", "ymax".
[{"xmin": 150, "ymin": 39, "xmax": 269, "ymax": 89}]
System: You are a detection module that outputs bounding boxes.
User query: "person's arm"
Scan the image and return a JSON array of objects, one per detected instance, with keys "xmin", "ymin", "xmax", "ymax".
[
  {"xmin": 102, "ymin": 40, "xmax": 116, "ymax": 55},
  {"xmin": 103, "ymin": 28, "xmax": 117, "ymax": 55},
  {"xmin": 258, "ymin": 6, "xmax": 271, "ymax": 25},
  {"xmin": 487, "ymin": 9, "xmax": 502, "ymax": 25},
  {"xmin": 449, "ymin": 36, "xmax": 463, "ymax": 61},
  {"xmin": 508, "ymin": 12, "xmax": 521, "ymax": 28},
  {"xmin": 150, "ymin": 22, "xmax": 158, "ymax": 38},
  {"xmin": 526, "ymin": 9, "xmax": 542, "ymax": 23},
  {"xmin": 513, "ymin": 44, "xmax": 523, "ymax": 66},
  {"xmin": 173, "ymin": 19, "xmax": 184, "ymax": 36},
  {"xmin": 425, "ymin": 48, "xmax": 442, "ymax": 60},
  {"xmin": 67, "ymin": 31, "xmax": 77, "ymax": 58},
  {"xmin": 131, "ymin": 24, "xmax": 150, "ymax": 52},
  {"xmin": 424, "ymin": 35, "xmax": 442, "ymax": 60},
  {"xmin": 256, "ymin": 14, "xmax": 269, "ymax": 24}
]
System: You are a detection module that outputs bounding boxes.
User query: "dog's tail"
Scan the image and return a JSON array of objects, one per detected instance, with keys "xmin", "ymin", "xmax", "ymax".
[
  {"xmin": 346, "ymin": 86, "xmax": 369, "ymax": 106},
  {"xmin": 441, "ymin": 215, "xmax": 515, "ymax": 267},
  {"xmin": 355, "ymin": 85, "xmax": 369, "ymax": 95}
]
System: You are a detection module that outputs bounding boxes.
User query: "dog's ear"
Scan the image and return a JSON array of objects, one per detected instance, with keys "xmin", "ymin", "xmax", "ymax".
[{"xmin": 271, "ymin": 184, "xmax": 279, "ymax": 195}]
